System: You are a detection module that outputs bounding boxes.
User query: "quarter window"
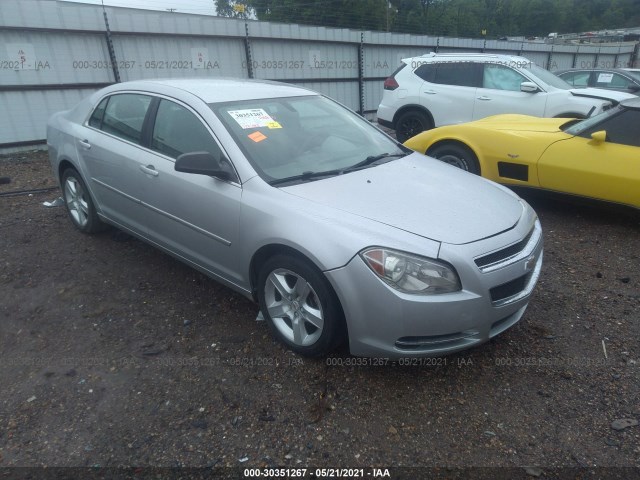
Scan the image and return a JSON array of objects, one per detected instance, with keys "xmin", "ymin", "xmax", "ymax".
[
  {"xmin": 151, "ymin": 99, "xmax": 223, "ymax": 160},
  {"xmin": 483, "ymin": 64, "xmax": 528, "ymax": 91},
  {"xmin": 101, "ymin": 94, "xmax": 152, "ymax": 144}
]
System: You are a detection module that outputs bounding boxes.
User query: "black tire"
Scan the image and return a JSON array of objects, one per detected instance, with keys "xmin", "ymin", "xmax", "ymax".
[
  {"xmin": 257, "ymin": 254, "xmax": 346, "ymax": 357},
  {"xmin": 61, "ymin": 168, "xmax": 104, "ymax": 233},
  {"xmin": 395, "ymin": 110, "xmax": 432, "ymax": 143},
  {"xmin": 427, "ymin": 142, "xmax": 481, "ymax": 175}
]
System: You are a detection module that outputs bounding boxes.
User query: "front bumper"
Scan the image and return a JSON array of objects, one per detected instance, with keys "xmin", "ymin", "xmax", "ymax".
[{"xmin": 325, "ymin": 217, "xmax": 543, "ymax": 358}]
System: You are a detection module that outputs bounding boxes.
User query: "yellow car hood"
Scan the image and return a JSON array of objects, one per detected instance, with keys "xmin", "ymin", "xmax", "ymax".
[{"xmin": 473, "ymin": 114, "xmax": 572, "ymax": 133}]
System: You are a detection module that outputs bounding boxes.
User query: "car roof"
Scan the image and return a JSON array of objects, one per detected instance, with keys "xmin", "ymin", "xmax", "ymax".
[
  {"xmin": 402, "ymin": 52, "xmax": 531, "ymax": 64},
  {"xmin": 107, "ymin": 78, "xmax": 317, "ymax": 103},
  {"xmin": 556, "ymin": 68, "xmax": 637, "ymax": 75}
]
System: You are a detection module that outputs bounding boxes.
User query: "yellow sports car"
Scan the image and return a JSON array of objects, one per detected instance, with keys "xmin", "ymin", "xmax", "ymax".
[{"xmin": 404, "ymin": 97, "xmax": 640, "ymax": 208}]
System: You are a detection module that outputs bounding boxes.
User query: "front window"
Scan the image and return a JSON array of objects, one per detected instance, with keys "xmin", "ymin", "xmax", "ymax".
[
  {"xmin": 211, "ymin": 95, "xmax": 406, "ymax": 185},
  {"xmin": 594, "ymin": 72, "xmax": 634, "ymax": 89},
  {"xmin": 151, "ymin": 99, "xmax": 223, "ymax": 160},
  {"xmin": 561, "ymin": 103, "xmax": 640, "ymax": 147},
  {"xmin": 483, "ymin": 64, "xmax": 528, "ymax": 91},
  {"xmin": 525, "ymin": 64, "xmax": 572, "ymax": 90},
  {"xmin": 560, "ymin": 71, "xmax": 590, "ymax": 87}
]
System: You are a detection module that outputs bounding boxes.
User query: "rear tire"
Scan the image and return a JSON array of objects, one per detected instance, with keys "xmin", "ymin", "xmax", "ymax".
[
  {"xmin": 61, "ymin": 168, "xmax": 104, "ymax": 233},
  {"xmin": 395, "ymin": 110, "xmax": 432, "ymax": 143},
  {"xmin": 427, "ymin": 143, "xmax": 480, "ymax": 175}
]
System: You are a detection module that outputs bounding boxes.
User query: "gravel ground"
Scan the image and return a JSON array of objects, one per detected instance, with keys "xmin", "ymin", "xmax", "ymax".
[{"xmin": 0, "ymin": 150, "xmax": 639, "ymax": 478}]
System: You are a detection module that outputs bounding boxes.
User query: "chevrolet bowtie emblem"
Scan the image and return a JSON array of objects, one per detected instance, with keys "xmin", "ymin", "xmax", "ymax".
[{"xmin": 524, "ymin": 254, "xmax": 536, "ymax": 272}]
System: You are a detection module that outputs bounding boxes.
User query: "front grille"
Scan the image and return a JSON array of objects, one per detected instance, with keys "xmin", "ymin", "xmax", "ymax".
[
  {"xmin": 490, "ymin": 273, "xmax": 530, "ymax": 304},
  {"xmin": 475, "ymin": 227, "xmax": 534, "ymax": 270}
]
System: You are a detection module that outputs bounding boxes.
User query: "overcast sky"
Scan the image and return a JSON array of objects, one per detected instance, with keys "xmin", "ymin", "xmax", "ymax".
[{"xmin": 60, "ymin": 0, "xmax": 218, "ymax": 15}]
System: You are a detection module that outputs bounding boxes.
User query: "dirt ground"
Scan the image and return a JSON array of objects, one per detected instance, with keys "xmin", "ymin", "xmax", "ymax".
[{"xmin": 0, "ymin": 150, "xmax": 639, "ymax": 478}]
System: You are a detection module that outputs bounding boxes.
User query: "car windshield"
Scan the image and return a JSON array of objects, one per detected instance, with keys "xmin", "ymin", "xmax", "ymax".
[
  {"xmin": 525, "ymin": 64, "xmax": 572, "ymax": 90},
  {"xmin": 562, "ymin": 103, "xmax": 624, "ymax": 135},
  {"xmin": 626, "ymin": 70, "xmax": 640, "ymax": 82},
  {"xmin": 210, "ymin": 95, "xmax": 406, "ymax": 185}
]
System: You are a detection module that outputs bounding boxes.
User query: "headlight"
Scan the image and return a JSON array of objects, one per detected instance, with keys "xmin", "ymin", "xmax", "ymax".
[{"xmin": 360, "ymin": 248, "xmax": 461, "ymax": 295}]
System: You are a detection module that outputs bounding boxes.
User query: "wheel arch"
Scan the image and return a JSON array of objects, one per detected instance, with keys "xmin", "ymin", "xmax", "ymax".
[
  {"xmin": 249, "ymin": 242, "xmax": 349, "ymax": 336},
  {"xmin": 250, "ymin": 243, "xmax": 332, "ymax": 300},
  {"xmin": 392, "ymin": 104, "xmax": 434, "ymax": 129},
  {"xmin": 426, "ymin": 139, "xmax": 483, "ymax": 175},
  {"xmin": 57, "ymin": 158, "xmax": 80, "ymax": 183}
]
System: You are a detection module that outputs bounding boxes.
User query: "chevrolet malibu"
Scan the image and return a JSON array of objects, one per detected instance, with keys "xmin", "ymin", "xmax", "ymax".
[{"xmin": 47, "ymin": 79, "xmax": 543, "ymax": 358}]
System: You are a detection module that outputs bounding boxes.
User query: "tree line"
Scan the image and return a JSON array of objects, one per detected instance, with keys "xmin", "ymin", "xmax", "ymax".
[{"xmin": 215, "ymin": 0, "xmax": 640, "ymax": 38}]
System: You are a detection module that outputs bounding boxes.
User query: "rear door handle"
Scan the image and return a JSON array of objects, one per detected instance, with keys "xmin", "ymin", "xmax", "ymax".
[
  {"xmin": 139, "ymin": 164, "xmax": 159, "ymax": 177},
  {"xmin": 477, "ymin": 96, "xmax": 492, "ymax": 101},
  {"xmin": 423, "ymin": 89, "xmax": 437, "ymax": 94},
  {"xmin": 79, "ymin": 139, "xmax": 91, "ymax": 149}
]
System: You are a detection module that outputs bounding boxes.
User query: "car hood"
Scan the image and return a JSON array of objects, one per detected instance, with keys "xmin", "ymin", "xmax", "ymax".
[
  {"xmin": 473, "ymin": 114, "xmax": 570, "ymax": 133},
  {"xmin": 570, "ymin": 87, "xmax": 635, "ymax": 103},
  {"xmin": 280, "ymin": 153, "xmax": 523, "ymax": 245}
]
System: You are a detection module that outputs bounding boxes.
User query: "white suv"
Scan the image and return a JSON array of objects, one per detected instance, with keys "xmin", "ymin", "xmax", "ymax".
[{"xmin": 377, "ymin": 52, "xmax": 636, "ymax": 142}]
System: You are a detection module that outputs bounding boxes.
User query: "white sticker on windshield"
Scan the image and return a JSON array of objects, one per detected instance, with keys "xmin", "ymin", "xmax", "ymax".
[
  {"xmin": 597, "ymin": 73, "xmax": 614, "ymax": 83},
  {"xmin": 228, "ymin": 108, "xmax": 281, "ymax": 129}
]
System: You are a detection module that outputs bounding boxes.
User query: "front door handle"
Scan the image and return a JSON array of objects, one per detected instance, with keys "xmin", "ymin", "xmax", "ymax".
[
  {"xmin": 79, "ymin": 139, "xmax": 91, "ymax": 149},
  {"xmin": 139, "ymin": 165, "xmax": 159, "ymax": 177},
  {"xmin": 477, "ymin": 96, "xmax": 492, "ymax": 101}
]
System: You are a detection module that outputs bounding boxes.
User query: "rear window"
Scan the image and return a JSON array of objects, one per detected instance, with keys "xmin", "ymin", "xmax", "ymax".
[{"xmin": 415, "ymin": 62, "xmax": 481, "ymax": 87}]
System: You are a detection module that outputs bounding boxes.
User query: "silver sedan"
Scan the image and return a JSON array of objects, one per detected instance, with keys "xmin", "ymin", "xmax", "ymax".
[{"xmin": 47, "ymin": 79, "xmax": 543, "ymax": 358}]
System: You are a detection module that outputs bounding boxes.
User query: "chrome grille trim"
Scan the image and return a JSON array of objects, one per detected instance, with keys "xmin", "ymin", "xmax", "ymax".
[
  {"xmin": 475, "ymin": 220, "xmax": 542, "ymax": 273},
  {"xmin": 491, "ymin": 250, "xmax": 543, "ymax": 307}
]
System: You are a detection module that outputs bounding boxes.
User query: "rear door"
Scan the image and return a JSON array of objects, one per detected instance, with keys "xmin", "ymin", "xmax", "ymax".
[
  {"xmin": 415, "ymin": 61, "xmax": 481, "ymax": 126},
  {"xmin": 473, "ymin": 64, "xmax": 548, "ymax": 120},
  {"xmin": 78, "ymin": 92, "xmax": 153, "ymax": 235}
]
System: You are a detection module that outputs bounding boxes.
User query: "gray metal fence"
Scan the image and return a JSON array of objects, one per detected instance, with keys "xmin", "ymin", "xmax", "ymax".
[{"xmin": 1, "ymin": 0, "xmax": 638, "ymax": 151}]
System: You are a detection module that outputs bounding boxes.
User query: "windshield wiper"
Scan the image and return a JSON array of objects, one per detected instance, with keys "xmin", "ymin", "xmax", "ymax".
[
  {"xmin": 269, "ymin": 169, "xmax": 343, "ymax": 186},
  {"xmin": 340, "ymin": 152, "xmax": 408, "ymax": 174},
  {"xmin": 269, "ymin": 152, "xmax": 409, "ymax": 186}
]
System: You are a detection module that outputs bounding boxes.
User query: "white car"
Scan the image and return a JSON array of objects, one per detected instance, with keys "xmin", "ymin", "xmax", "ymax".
[{"xmin": 377, "ymin": 52, "xmax": 636, "ymax": 142}]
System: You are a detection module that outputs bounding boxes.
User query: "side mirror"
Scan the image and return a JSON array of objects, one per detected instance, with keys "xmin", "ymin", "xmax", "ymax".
[
  {"xmin": 627, "ymin": 84, "xmax": 640, "ymax": 92},
  {"xmin": 175, "ymin": 151, "xmax": 233, "ymax": 181},
  {"xmin": 589, "ymin": 130, "xmax": 607, "ymax": 144},
  {"xmin": 520, "ymin": 82, "xmax": 540, "ymax": 93}
]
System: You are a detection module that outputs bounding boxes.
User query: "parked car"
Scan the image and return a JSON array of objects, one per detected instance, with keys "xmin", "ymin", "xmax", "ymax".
[
  {"xmin": 377, "ymin": 52, "xmax": 635, "ymax": 142},
  {"xmin": 48, "ymin": 79, "xmax": 542, "ymax": 358},
  {"xmin": 404, "ymin": 97, "xmax": 640, "ymax": 209},
  {"xmin": 555, "ymin": 68, "xmax": 640, "ymax": 95}
]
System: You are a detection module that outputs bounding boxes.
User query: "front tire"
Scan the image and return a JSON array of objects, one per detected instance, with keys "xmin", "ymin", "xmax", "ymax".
[
  {"xmin": 61, "ymin": 168, "xmax": 104, "ymax": 233},
  {"xmin": 427, "ymin": 143, "xmax": 480, "ymax": 175},
  {"xmin": 257, "ymin": 254, "xmax": 345, "ymax": 357},
  {"xmin": 395, "ymin": 110, "xmax": 432, "ymax": 143}
]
